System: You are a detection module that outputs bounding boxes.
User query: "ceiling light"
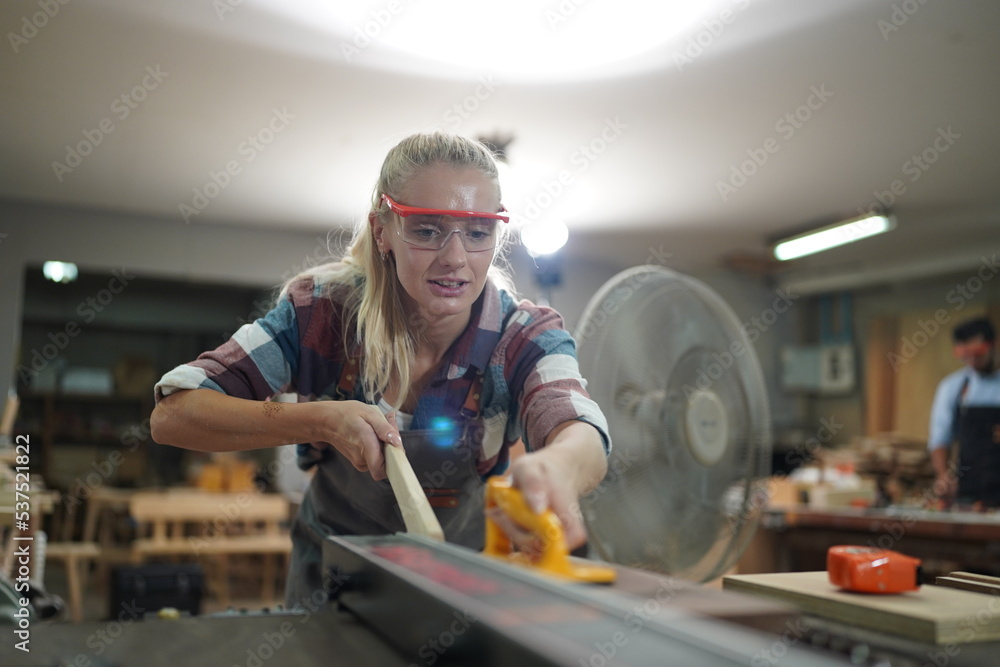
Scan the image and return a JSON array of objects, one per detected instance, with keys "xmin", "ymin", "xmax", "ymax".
[
  {"xmin": 260, "ymin": 0, "xmax": 731, "ymax": 82},
  {"xmin": 42, "ymin": 261, "xmax": 79, "ymax": 283},
  {"xmin": 521, "ymin": 220, "xmax": 569, "ymax": 256},
  {"xmin": 773, "ymin": 214, "xmax": 896, "ymax": 261}
]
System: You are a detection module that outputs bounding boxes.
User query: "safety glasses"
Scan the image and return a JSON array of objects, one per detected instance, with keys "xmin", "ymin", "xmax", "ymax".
[
  {"xmin": 953, "ymin": 340, "xmax": 993, "ymax": 359},
  {"xmin": 381, "ymin": 194, "xmax": 509, "ymax": 252}
]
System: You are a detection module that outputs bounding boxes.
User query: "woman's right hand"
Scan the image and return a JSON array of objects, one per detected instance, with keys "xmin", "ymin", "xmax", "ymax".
[
  {"xmin": 151, "ymin": 390, "xmax": 401, "ymax": 480},
  {"xmin": 931, "ymin": 471, "xmax": 957, "ymax": 509},
  {"xmin": 312, "ymin": 401, "xmax": 401, "ymax": 480}
]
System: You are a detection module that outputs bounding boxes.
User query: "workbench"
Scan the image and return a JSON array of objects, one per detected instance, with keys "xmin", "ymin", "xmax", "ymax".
[{"xmin": 744, "ymin": 505, "xmax": 1000, "ymax": 577}]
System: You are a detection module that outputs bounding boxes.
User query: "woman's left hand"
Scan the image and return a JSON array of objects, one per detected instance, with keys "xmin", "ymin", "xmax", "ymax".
[
  {"xmin": 487, "ymin": 421, "xmax": 607, "ymax": 557},
  {"xmin": 506, "ymin": 452, "xmax": 585, "ymax": 555}
]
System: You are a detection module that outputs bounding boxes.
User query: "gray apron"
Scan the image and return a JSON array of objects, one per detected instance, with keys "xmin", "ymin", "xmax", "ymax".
[{"xmin": 284, "ymin": 367, "xmax": 488, "ymax": 607}]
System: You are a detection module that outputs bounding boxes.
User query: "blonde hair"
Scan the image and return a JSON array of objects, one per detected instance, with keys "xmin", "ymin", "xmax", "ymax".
[{"xmin": 283, "ymin": 132, "xmax": 515, "ymax": 408}]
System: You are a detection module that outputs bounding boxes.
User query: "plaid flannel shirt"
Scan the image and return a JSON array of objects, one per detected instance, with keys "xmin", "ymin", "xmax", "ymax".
[{"xmin": 154, "ymin": 276, "xmax": 610, "ymax": 477}]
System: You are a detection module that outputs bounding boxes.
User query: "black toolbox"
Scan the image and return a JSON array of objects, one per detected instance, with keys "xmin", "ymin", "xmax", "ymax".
[{"xmin": 109, "ymin": 563, "xmax": 204, "ymax": 619}]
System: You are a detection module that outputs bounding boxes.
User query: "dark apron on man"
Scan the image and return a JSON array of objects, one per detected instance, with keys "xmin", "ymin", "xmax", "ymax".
[
  {"xmin": 284, "ymin": 362, "xmax": 488, "ymax": 607},
  {"xmin": 956, "ymin": 405, "xmax": 1000, "ymax": 508}
]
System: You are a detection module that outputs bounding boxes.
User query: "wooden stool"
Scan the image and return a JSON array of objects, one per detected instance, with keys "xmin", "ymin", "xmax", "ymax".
[{"xmin": 45, "ymin": 541, "xmax": 101, "ymax": 623}]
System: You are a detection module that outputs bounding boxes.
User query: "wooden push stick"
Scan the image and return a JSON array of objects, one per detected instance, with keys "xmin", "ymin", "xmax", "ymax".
[{"xmin": 384, "ymin": 442, "xmax": 444, "ymax": 541}]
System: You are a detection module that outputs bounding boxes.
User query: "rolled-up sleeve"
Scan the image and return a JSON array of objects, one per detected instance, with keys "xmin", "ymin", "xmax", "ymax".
[
  {"xmin": 503, "ymin": 307, "xmax": 611, "ymax": 454},
  {"xmin": 928, "ymin": 371, "xmax": 963, "ymax": 451},
  {"xmin": 154, "ymin": 286, "xmax": 305, "ymax": 404}
]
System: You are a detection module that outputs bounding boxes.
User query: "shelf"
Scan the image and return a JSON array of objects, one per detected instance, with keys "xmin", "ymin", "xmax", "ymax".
[{"xmin": 16, "ymin": 391, "xmax": 154, "ymax": 481}]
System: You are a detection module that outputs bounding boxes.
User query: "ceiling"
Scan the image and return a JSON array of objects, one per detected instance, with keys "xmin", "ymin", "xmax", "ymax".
[{"xmin": 3, "ymin": 0, "xmax": 999, "ymax": 285}]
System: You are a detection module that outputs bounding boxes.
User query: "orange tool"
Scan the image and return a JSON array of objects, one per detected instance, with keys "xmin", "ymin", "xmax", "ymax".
[
  {"xmin": 483, "ymin": 477, "xmax": 616, "ymax": 584},
  {"xmin": 827, "ymin": 545, "xmax": 922, "ymax": 593}
]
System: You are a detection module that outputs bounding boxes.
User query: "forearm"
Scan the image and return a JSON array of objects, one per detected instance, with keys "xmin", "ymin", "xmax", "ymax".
[
  {"xmin": 501, "ymin": 420, "xmax": 608, "ymax": 550},
  {"xmin": 540, "ymin": 420, "xmax": 608, "ymax": 495},
  {"xmin": 150, "ymin": 388, "xmax": 322, "ymax": 452},
  {"xmin": 931, "ymin": 447, "xmax": 951, "ymax": 478}
]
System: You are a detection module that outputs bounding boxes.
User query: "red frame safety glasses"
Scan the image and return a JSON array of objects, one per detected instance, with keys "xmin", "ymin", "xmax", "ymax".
[
  {"xmin": 953, "ymin": 340, "xmax": 993, "ymax": 359},
  {"xmin": 381, "ymin": 194, "xmax": 509, "ymax": 252}
]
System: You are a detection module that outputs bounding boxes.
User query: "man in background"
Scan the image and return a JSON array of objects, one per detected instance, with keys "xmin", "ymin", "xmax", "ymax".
[{"xmin": 928, "ymin": 317, "xmax": 1000, "ymax": 509}]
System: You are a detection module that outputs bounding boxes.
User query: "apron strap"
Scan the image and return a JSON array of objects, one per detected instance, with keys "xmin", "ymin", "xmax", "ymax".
[
  {"xmin": 335, "ymin": 356, "xmax": 360, "ymax": 400},
  {"xmin": 333, "ymin": 355, "xmax": 484, "ymax": 420},
  {"xmin": 952, "ymin": 375, "xmax": 971, "ymax": 441},
  {"xmin": 460, "ymin": 372, "xmax": 484, "ymax": 420}
]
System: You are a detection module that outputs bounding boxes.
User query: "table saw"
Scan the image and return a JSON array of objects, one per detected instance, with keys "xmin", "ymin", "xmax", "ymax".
[{"xmin": 5, "ymin": 532, "xmax": 1000, "ymax": 666}]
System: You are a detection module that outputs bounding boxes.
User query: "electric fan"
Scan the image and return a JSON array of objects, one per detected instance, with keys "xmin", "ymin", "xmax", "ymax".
[{"xmin": 575, "ymin": 265, "xmax": 772, "ymax": 582}]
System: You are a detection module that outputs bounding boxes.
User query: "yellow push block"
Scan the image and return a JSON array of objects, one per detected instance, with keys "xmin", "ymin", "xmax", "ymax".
[{"xmin": 483, "ymin": 476, "xmax": 615, "ymax": 584}]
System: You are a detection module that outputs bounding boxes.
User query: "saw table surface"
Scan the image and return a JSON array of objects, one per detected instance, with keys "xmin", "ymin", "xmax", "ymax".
[
  {"xmin": 0, "ymin": 606, "xmax": 412, "ymax": 667},
  {"xmin": 324, "ymin": 534, "xmax": 849, "ymax": 666}
]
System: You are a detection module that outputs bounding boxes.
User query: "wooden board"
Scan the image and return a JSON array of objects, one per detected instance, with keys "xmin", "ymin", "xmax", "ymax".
[
  {"xmin": 723, "ymin": 571, "xmax": 1000, "ymax": 644},
  {"xmin": 384, "ymin": 443, "xmax": 444, "ymax": 541},
  {"xmin": 864, "ymin": 316, "xmax": 897, "ymax": 436}
]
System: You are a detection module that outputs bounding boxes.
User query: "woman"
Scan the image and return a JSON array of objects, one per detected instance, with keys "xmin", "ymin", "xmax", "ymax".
[{"xmin": 150, "ymin": 132, "xmax": 611, "ymax": 606}]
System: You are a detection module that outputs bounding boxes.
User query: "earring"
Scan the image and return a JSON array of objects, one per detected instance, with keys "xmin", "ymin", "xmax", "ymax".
[{"xmin": 380, "ymin": 251, "xmax": 387, "ymax": 262}]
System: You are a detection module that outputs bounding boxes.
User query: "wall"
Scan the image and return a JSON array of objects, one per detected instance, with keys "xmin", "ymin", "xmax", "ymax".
[
  {"xmin": 2, "ymin": 201, "xmax": 803, "ymax": 455},
  {"xmin": 0, "ymin": 200, "xmax": 347, "ymax": 403},
  {"xmin": 804, "ymin": 261, "xmax": 1000, "ymax": 446},
  {"xmin": 509, "ymin": 243, "xmax": 803, "ymax": 434}
]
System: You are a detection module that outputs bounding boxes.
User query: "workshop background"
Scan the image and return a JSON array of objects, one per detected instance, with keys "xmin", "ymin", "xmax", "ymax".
[{"xmin": 2, "ymin": 0, "xmax": 1000, "ymax": 663}]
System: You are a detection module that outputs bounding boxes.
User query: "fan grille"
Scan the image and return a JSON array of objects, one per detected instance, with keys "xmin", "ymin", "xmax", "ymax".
[{"xmin": 576, "ymin": 266, "xmax": 771, "ymax": 582}]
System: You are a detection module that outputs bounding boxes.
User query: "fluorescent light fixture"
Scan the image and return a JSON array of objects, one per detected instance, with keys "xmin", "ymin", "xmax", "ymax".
[
  {"xmin": 521, "ymin": 220, "xmax": 569, "ymax": 256},
  {"xmin": 773, "ymin": 214, "xmax": 896, "ymax": 261},
  {"xmin": 42, "ymin": 261, "xmax": 79, "ymax": 283}
]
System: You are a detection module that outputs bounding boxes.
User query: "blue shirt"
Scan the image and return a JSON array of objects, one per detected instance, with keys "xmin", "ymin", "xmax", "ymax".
[{"xmin": 928, "ymin": 366, "xmax": 1000, "ymax": 450}]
